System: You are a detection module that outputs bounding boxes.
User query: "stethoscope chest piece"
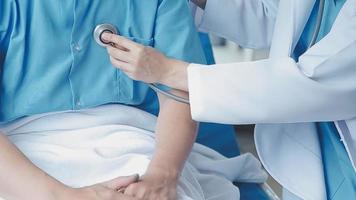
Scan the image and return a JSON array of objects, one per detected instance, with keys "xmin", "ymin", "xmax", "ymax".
[{"xmin": 94, "ymin": 24, "xmax": 119, "ymax": 47}]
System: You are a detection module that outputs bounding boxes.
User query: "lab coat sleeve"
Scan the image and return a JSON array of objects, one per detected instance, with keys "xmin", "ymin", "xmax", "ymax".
[
  {"xmin": 153, "ymin": 0, "xmax": 206, "ymax": 64},
  {"xmin": 188, "ymin": 3, "xmax": 356, "ymax": 124},
  {"xmin": 192, "ymin": 0, "xmax": 279, "ymax": 49}
]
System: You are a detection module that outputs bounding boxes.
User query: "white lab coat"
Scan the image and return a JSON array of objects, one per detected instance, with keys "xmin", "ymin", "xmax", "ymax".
[{"xmin": 188, "ymin": 0, "xmax": 356, "ymax": 199}]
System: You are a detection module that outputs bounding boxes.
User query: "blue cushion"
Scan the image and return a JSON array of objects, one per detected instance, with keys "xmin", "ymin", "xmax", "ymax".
[
  {"xmin": 196, "ymin": 122, "xmax": 240, "ymax": 157},
  {"xmin": 236, "ymin": 183, "xmax": 270, "ymax": 200}
]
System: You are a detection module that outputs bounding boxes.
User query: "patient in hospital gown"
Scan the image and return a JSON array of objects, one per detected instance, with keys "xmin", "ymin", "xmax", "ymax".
[{"xmin": 0, "ymin": 0, "xmax": 267, "ymax": 199}]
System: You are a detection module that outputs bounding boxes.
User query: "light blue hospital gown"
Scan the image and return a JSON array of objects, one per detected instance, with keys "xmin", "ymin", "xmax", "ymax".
[
  {"xmin": 1, "ymin": 0, "xmax": 241, "ymax": 160},
  {"xmin": 0, "ymin": 0, "xmax": 206, "ymax": 122}
]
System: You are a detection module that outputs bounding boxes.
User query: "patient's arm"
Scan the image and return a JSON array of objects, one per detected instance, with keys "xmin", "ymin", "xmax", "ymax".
[
  {"xmin": 124, "ymin": 91, "xmax": 198, "ymax": 199},
  {"xmin": 0, "ymin": 134, "xmax": 138, "ymax": 200},
  {"xmin": 152, "ymin": 91, "xmax": 198, "ymax": 174},
  {"xmin": 0, "ymin": 134, "xmax": 66, "ymax": 200}
]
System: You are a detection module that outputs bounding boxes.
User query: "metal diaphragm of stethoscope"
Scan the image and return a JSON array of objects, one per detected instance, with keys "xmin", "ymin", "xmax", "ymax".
[
  {"xmin": 93, "ymin": 24, "xmax": 118, "ymax": 47},
  {"xmin": 93, "ymin": 23, "xmax": 190, "ymax": 104},
  {"xmin": 93, "ymin": 0, "xmax": 324, "ymax": 105}
]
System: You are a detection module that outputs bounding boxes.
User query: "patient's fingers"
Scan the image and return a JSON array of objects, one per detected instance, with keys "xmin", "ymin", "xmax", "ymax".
[
  {"xmin": 102, "ymin": 174, "xmax": 140, "ymax": 190},
  {"xmin": 102, "ymin": 33, "xmax": 139, "ymax": 50}
]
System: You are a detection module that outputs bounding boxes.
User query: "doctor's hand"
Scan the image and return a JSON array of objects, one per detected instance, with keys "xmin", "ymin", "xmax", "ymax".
[
  {"xmin": 66, "ymin": 175, "xmax": 139, "ymax": 200},
  {"xmin": 123, "ymin": 166, "xmax": 178, "ymax": 200},
  {"xmin": 102, "ymin": 33, "xmax": 189, "ymax": 92}
]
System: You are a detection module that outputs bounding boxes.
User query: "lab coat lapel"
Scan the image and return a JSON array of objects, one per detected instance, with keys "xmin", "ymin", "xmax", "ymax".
[
  {"xmin": 269, "ymin": 0, "xmax": 316, "ymax": 58},
  {"xmin": 255, "ymin": 123, "xmax": 327, "ymax": 200},
  {"xmin": 256, "ymin": 1, "xmax": 328, "ymax": 199}
]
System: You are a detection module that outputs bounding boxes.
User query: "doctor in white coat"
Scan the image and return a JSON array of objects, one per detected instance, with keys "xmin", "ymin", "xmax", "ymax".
[{"xmin": 102, "ymin": 0, "xmax": 356, "ymax": 199}]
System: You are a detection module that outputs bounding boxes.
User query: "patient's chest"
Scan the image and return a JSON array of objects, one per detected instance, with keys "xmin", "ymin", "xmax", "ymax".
[{"xmin": 0, "ymin": 0, "xmax": 160, "ymax": 122}]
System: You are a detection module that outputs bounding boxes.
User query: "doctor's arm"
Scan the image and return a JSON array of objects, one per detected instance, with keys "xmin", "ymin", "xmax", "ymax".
[
  {"xmin": 105, "ymin": 1, "xmax": 356, "ymax": 124},
  {"xmin": 187, "ymin": 2, "xmax": 356, "ymax": 124}
]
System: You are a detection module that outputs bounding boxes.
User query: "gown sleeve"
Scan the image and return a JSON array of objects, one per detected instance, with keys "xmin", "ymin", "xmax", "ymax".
[{"xmin": 153, "ymin": 0, "xmax": 207, "ymax": 64}]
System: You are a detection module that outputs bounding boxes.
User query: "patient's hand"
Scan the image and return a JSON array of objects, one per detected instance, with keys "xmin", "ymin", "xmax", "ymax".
[
  {"xmin": 124, "ymin": 166, "xmax": 178, "ymax": 200},
  {"xmin": 68, "ymin": 175, "xmax": 139, "ymax": 200}
]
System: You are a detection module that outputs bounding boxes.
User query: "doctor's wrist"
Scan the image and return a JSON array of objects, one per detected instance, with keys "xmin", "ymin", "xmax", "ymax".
[{"xmin": 160, "ymin": 58, "xmax": 189, "ymax": 92}]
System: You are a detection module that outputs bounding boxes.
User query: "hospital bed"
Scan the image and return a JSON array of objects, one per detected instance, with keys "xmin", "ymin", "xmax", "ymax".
[{"xmin": 197, "ymin": 123, "xmax": 280, "ymax": 200}]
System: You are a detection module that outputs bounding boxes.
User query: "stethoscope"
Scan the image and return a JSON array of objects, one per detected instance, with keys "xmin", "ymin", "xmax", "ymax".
[
  {"xmin": 93, "ymin": 24, "xmax": 190, "ymax": 104},
  {"xmin": 93, "ymin": 0, "xmax": 325, "ymax": 105}
]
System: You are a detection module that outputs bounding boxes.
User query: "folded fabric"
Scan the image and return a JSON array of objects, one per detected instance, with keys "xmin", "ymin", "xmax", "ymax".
[{"xmin": 0, "ymin": 104, "xmax": 267, "ymax": 200}]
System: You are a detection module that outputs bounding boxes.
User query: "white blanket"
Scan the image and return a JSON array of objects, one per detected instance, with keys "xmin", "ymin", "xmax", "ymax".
[{"xmin": 0, "ymin": 104, "xmax": 267, "ymax": 200}]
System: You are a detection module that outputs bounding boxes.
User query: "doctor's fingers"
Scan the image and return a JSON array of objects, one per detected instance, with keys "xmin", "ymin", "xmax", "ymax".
[
  {"xmin": 107, "ymin": 46, "xmax": 135, "ymax": 63},
  {"xmin": 102, "ymin": 33, "xmax": 139, "ymax": 51},
  {"xmin": 109, "ymin": 56, "xmax": 132, "ymax": 72}
]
